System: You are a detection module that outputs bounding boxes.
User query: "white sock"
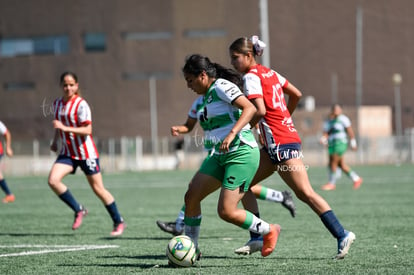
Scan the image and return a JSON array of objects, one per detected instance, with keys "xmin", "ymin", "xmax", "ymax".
[
  {"xmin": 259, "ymin": 186, "xmax": 283, "ymax": 203},
  {"xmin": 184, "ymin": 215, "xmax": 202, "ymax": 248},
  {"xmin": 349, "ymin": 171, "xmax": 360, "ymax": 182},
  {"xmin": 245, "ymin": 212, "xmax": 271, "ymax": 236},
  {"xmin": 175, "ymin": 210, "xmax": 185, "ymax": 232},
  {"xmin": 329, "ymin": 171, "xmax": 337, "ymax": 184}
]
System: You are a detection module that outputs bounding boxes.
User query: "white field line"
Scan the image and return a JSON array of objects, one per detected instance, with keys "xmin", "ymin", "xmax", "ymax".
[{"xmin": 0, "ymin": 244, "xmax": 119, "ymax": 257}]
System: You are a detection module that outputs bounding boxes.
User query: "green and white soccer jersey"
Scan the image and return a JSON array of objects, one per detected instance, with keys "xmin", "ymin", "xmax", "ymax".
[
  {"xmin": 323, "ymin": 114, "xmax": 351, "ymax": 156},
  {"xmin": 196, "ymin": 78, "xmax": 257, "ymax": 154}
]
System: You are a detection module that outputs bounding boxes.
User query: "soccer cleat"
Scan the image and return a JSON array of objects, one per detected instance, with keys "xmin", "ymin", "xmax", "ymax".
[
  {"xmin": 111, "ymin": 222, "xmax": 125, "ymax": 236},
  {"xmin": 335, "ymin": 231, "xmax": 356, "ymax": 259},
  {"xmin": 234, "ymin": 237, "xmax": 263, "ymax": 255},
  {"xmin": 156, "ymin": 220, "xmax": 184, "ymax": 236},
  {"xmin": 353, "ymin": 178, "xmax": 363, "ymax": 190},
  {"xmin": 261, "ymin": 224, "xmax": 281, "ymax": 257},
  {"xmin": 195, "ymin": 247, "xmax": 202, "ymax": 261},
  {"xmin": 2, "ymin": 194, "xmax": 15, "ymax": 203},
  {"xmin": 72, "ymin": 206, "xmax": 87, "ymax": 230},
  {"xmin": 281, "ymin": 190, "xmax": 296, "ymax": 217},
  {"xmin": 321, "ymin": 183, "xmax": 336, "ymax": 190}
]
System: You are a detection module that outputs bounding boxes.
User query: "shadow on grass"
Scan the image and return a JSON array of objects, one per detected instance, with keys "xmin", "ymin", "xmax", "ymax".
[
  {"xmin": 99, "ymin": 236, "xmax": 179, "ymax": 241},
  {"xmin": 57, "ymin": 254, "xmax": 259, "ymax": 269},
  {"xmin": 0, "ymin": 232, "xmax": 76, "ymax": 237}
]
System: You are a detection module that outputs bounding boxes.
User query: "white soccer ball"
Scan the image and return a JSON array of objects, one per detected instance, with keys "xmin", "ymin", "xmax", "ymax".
[{"xmin": 166, "ymin": 235, "xmax": 197, "ymax": 267}]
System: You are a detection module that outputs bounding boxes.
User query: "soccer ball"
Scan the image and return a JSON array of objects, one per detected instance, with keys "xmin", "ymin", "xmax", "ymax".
[{"xmin": 166, "ymin": 235, "xmax": 197, "ymax": 267}]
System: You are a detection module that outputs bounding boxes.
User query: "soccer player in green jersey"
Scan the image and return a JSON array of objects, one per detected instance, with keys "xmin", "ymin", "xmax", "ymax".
[
  {"xmin": 320, "ymin": 104, "xmax": 363, "ymax": 190},
  {"xmin": 178, "ymin": 54, "xmax": 280, "ymax": 258}
]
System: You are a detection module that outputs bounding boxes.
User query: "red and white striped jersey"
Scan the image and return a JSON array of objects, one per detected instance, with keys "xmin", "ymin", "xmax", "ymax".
[
  {"xmin": 244, "ymin": 64, "xmax": 301, "ymax": 146},
  {"xmin": 0, "ymin": 120, "xmax": 7, "ymax": 155},
  {"xmin": 52, "ymin": 95, "xmax": 99, "ymax": 160}
]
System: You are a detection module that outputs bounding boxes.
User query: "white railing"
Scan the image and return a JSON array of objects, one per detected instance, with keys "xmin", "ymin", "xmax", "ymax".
[{"xmin": 2, "ymin": 133, "xmax": 414, "ymax": 176}]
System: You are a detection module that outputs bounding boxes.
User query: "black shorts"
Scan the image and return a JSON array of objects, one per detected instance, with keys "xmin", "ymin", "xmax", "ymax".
[{"xmin": 55, "ymin": 155, "xmax": 100, "ymax": 175}]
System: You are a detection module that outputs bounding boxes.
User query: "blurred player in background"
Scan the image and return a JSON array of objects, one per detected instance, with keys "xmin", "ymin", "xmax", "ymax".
[
  {"xmin": 48, "ymin": 71, "xmax": 125, "ymax": 236},
  {"xmin": 0, "ymin": 120, "xmax": 15, "ymax": 203},
  {"xmin": 320, "ymin": 104, "xmax": 363, "ymax": 190},
  {"xmin": 229, "ymin": 36, "xmax": 355, "ymax": 259},
  {"xmin": 176, "ymin": 54, "xmax": 280, "ymax": 258},
  {"xmin": 173, "ymin": 137, "xmax": 185, "ymax": 169}
]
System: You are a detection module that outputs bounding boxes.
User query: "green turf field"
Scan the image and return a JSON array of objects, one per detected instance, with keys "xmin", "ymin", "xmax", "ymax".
[{"xmin": 1, "ymin": 164, "xmax": 413, "ymax": 274}]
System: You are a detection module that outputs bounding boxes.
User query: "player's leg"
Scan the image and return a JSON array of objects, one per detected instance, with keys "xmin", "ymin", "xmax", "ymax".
[
  {"xmin": 338, "ymin": 157, "xmax": 363, "ymax": 189},
  {"xmin": 322, "ymin": 153, "xmax": 340, "ymax": 190},
  {"xmin": 219, "ymin": 187, "xmax": 280, "ymax": 257},
  {"xmin": 278, "ymin": 157, "xmax": 355, "ymax": 259},
  {"xmin": 86, "ymin": 171, "xmax": 125, "ymax": 236},
  {"xmin": 223, "ymin": 146, "xmax": 280, "ymax": 257},
  {"xmin": 48, "ymin": 160, "xmax": 86, "ymax": 230},
  {"xmin": 250, "ymin": 149, "xmax": 296, "ymax": 216},
  {"xmin": 156, "ymin": 204, "xmax": 186, "ymax": 236},
  {"xmin": 234, "ymin": 147, "xmax": 295, "ymax": 255},
  {"xmin": 234, "ymin": 189, "xmax": 264, "ymax": 255},
  {"xmin": 0, "ymin": 159, "xmax": 15, "ymax": 203},
  {"xmin": 183, "ymin": 171, "xmax": 221, "ymax": 249},
  {"xmin": 219, "ymin": 146, "xmax": 280, "ymax": 257}
]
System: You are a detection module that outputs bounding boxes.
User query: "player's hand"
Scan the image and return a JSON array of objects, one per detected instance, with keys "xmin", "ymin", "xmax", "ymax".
[
  {"xmin": 6, "ymin": 147, "xmax": 13, "ymax": 157},
  {"xmin": 319, "ymin": 136, "xmax": 328, "ymax": 146},
  {"xmin": 350, "ymin": 138, "xmax": 357, "ymax": 151},
  {"xmin": 171, "ymin": 126, "xmax": 180, "ymax": 136},
  {"xmin": 53, "ymin": 120, "xmax": 66, "ymax": 132},
  {"xmin": 220, "ymin": 132, "xmax": 236, "ymax": 152},
  {"xmin": 50, "ymin": 142, "xmax": 58, "ymax": 152}
]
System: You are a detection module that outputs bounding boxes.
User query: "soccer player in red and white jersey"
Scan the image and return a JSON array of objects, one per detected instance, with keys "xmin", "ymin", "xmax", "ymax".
[
  {"xmin": 48, "ymin": 71, "xmax": 125, "ymax": 236},
  {"xmin": 0, "ymin": 120, "xmax": 15, "ymax": 203},
  {"xmin": 229, "ymin": 36, "xmax": 355, "ymax": 259}
]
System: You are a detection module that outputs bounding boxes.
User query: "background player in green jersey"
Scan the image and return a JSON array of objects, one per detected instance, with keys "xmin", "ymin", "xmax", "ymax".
[{"xmin": 320, "ymin": 104, "xmax": 363, "ymax": 190}]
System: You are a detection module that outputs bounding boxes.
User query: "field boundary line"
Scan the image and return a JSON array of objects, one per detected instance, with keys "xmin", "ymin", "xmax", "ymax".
[{"xmin": 0, "ymin": 244, "xmax": 119, "ymax": 257}]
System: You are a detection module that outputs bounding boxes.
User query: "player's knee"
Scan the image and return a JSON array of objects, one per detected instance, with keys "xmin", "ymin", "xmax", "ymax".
[
  {"xmin": 217, "ymin": 207, "xmax": 233, "ymax": 222},
  {"xmin": 184, "ymin": 190, "xmax": 196, "ymax": 207},
  {"xmin": 48, "ymin": 175, "xmax": 60, "ymax": 187}
]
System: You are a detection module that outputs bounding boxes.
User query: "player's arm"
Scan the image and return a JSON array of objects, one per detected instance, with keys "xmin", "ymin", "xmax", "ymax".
[
  {"xmin": 220, "ymin": 95, "xmax": 256, "ymax": 152},
  {"xmin": 4, "ymin": 130, "xmax": 13, "ymax": 157},
  {"xmin": 50, "ymin": 129, "xmax": 60, "ymax": 152},
  {"xmin": 282, "ymin": 82, "xmax": 302, "ymax": 115},
  {"xmin": 52, "ymin": 120, "xmax": 92, "ymax": 136},
  {"xmin": 171, "ymin": 117, "xmax": 197, "ymax": 136},
  {"xmin": 248, "ymin": 97, "xmax": 266, "ymax": 127},
  {"xmin": 346, "ymin": 126, "xmax": 357, "ymax": 150}
]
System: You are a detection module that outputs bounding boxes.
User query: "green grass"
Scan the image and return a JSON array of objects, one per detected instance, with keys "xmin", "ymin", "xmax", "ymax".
[{"xmin": 0, "ymin": 164, "xmax": 413, "ymax": 274}]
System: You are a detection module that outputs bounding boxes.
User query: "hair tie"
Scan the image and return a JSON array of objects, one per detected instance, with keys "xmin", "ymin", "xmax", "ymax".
[{"xmin": 251, "ymin": 35, "xmax": 266, "ymax": 56}]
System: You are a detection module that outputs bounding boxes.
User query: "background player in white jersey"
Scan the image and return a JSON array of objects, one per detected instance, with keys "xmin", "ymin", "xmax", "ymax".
[
  {"xmin": 48, "ymin": 71, "xmax": 125, "ymax": 236},
  {"xmin": 229, "ymin": 36, "xmax": 355, "ymax": 259},
  {"xmin": 179, "ymin": 54, "xmax": 280, "ymax": 258},
  {"xmin": 320, "ymin": 104, "xmax": 363, "ymax": 190},
  {"xmin": 0, "ymin": 120, "xmax": 15, "ymax": 203}
]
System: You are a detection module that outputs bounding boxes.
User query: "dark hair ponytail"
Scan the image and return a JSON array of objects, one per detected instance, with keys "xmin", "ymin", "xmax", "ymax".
[
  {"xmin": 182, "ymin": 54, "xmax": 243, "ymax": 90},
  {"xmin": 213, "ymin": 62, "xmax": 243, "ymax": 90}
]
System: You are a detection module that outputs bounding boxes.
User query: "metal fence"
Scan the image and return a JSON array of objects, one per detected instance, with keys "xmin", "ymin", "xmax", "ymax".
[{"xmin": 2, "ymin": 133, "xmax": 414, "ymax": 176}]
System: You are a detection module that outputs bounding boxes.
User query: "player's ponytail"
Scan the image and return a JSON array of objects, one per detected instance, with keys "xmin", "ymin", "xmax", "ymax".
[
  {"xmin": 213, "ymin": 63, "xmax": 243, "ymax": 90},
  {"xmin": 182, "ymin": 54, "xmax": 242, "ymax": 90}
]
